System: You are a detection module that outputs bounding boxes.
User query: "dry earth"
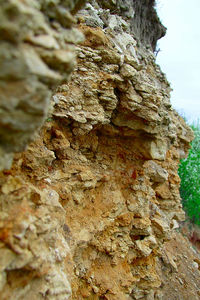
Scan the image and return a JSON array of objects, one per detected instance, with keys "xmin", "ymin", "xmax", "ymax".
[{"xmin": 160, "ymin": 230, "xmax": 200, "ymax": 300}]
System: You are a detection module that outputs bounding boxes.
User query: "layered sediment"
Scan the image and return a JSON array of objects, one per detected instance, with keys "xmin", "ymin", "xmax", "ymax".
[{"xmin": 0, "ymin": 1, "xmax": 195, "ymax": 299}]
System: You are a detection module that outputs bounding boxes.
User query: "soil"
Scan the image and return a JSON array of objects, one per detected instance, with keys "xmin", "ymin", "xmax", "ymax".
[{"xmin": 159, "ymin": 230, "xmax": 200, "ymax": 300}]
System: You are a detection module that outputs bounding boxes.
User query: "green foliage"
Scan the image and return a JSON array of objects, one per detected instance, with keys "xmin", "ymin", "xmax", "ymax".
[{"xmin": 178, "ymin": 121, "xmax": 200, "ymax": 225}]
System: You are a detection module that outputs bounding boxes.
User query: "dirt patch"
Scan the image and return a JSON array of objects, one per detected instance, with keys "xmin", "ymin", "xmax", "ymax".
[{"xmin": 159, "ymin": 231, "xmax": 200, "ymax": 300}]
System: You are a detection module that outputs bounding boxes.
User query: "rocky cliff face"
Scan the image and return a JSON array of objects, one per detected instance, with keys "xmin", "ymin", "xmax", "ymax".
[
  {"xmin": 0, "ymin": 0, "xmax": 85, "ymax": 170},
  {"xmin": 0, "ymin": 1, "xmax": 195, "ymax": 300}
]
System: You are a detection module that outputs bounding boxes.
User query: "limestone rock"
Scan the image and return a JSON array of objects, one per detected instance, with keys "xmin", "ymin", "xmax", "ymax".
[
  {"xmin": 0, "ymin": 1, "xmax": 196, "ymax": 300},
  {"xmin": 0, "ymin": 0, "xmax": 84, "ymax": 171},
  {"xmin": 144, "ymin": 160, "xmax": 168, "ymax": 183}
]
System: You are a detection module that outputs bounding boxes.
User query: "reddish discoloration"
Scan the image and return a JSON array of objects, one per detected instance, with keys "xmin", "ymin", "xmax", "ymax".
[{"xmin": 131, "ymin": 170, "xmax": 137, "ymax": 180}]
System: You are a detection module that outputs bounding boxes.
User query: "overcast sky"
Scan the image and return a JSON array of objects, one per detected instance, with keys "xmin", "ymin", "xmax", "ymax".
[{"xmin": 156, "ymin": 0, "xmax": 200, "ymax": 123}]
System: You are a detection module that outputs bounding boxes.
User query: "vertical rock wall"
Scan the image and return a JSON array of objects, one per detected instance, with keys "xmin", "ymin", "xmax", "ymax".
[{"xmin": 0, "ymin": 1, "xmax": 194, "ymax": 300}]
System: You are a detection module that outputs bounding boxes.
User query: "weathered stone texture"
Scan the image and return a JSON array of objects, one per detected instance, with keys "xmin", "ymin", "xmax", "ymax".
[
  {"xmin": 94, "ymin": 0, "xmax": 166, "ymax": 51},
  {"xmin": 0, "ymin": 1, "xmax": 195, "ymax": 300},
  {"xmin": 0, "ymin": 0, "xmax": 85, "ymax": 171}
]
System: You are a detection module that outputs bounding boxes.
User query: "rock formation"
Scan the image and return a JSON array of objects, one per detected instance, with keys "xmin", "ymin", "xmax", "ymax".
[
  {"xmin": 0, "ymin": 1, "xmax": 196, "ymax": 300},
  {"xmin": 0, "ymin": 0, "xmax": 85, "ymax": 170}
]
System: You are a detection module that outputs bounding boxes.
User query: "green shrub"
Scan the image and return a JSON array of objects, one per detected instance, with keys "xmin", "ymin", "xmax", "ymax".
[{"xmin": 178, "ymin": 121, "xmax": 200, "ymax": 225}]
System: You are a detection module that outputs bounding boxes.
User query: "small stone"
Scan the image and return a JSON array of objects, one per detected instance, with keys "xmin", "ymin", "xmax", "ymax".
[
  {"xmin": 149, "ymin": 139, "xmax": 168, "ymax": 161},
  {"xmin": 128, "ymin": 204, "xmax": 135, "ymax": 212},
  {"xmin": 78, "ymin": 52, "xmax": 86, "ymax": 58},
  {"xmin": 144, "ymin": 160, "xmax": 168, "ymax": 183},
  {"xmin": 79, "ymin": 67, "xmax": 88, "ymax": 72},
  {"xmin": 120, "ymin": 63, "xmax": 137, "ymax": 80},
  {"xmin": 193, "ymin": 262, "xmax": 199, "ymax": 269},
  {"xmin": 177, "ymin": 278, "xmax": 184, "ymax": 285},
  {"xmin": 92, "ymin": 286, "xmax": 99, "ymax": 293}
]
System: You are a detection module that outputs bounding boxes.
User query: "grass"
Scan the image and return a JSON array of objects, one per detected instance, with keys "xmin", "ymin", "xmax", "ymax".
[{"xmin": 178, "ymin": 121, "xmax": 200, "ymax": 225}]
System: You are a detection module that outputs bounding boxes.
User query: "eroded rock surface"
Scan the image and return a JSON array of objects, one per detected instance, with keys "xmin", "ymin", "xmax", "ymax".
[
  {"xmin": 0, "ymin": 0, "xmax": 85, "ymax": 170},
  {"xmin": 0, "ymin": 1, "xmax": 196, "ymax": 300}
]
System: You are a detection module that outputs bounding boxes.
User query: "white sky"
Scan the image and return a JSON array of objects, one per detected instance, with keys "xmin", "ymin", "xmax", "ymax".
[{"xmin": 156, "ymin": 0, "xmax": 200, "ymax": 123}]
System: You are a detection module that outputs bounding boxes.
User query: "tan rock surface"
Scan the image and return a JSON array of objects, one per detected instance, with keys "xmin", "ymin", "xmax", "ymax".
[
  {"xmin": 0, "ymin": 0, "xmax": 85, "ymax": 170},
  {"xmin": 0, "ymin": 1, "xmax": 198, "ymax": 300}
]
